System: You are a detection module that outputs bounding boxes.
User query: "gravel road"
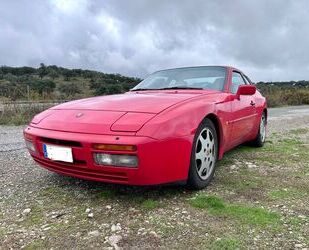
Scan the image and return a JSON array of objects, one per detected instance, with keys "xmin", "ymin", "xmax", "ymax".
[{"xmin": 0, "ymin": 105, "xmax": 308, "ymax": 249}]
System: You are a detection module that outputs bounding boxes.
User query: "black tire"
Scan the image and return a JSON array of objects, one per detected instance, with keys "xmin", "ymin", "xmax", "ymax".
[
  {"xmin": 187, "ymin": 118, "xmax": 218, "ymax": 190},
  {"xmin": 251, "ymin": 112, "xmax": 267, "ymax": 147}
]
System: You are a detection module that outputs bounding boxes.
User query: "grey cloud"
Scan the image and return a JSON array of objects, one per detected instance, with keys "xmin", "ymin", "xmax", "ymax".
[{"xmin": 0, "ymin": 0, "xmax": 309, "ymax": 81}]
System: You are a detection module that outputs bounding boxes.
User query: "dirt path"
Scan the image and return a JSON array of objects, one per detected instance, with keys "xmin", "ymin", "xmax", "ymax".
[{"xmin": 0, "ymin": 106, "xmax": 308, "ymax": 249}]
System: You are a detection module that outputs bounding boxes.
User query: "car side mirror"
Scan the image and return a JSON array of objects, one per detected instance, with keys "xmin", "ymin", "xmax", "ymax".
[{"xmin": 236, "ymin": 85, "xmax": 256, "ymax": 98}]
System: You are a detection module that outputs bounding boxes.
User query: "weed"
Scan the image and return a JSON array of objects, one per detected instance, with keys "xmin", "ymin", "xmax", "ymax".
[
  {"xmin": 289, "ymin": 128, "xmax": 308, "ymax": 135},
  {"xmin": 209, "ymin": 237, "xmax": 241, "ymax": 250},
  {"xmin": 97, "ymin": 189, "xmax": 117, "ymax": 199},
  {"xmin": 20, "ymin": 206, "xmax": 44, "ymax": 228},
  {"xmin": 190, "ymin": 194, "xmax": 281, "ymax": 226},
  {"xmin": 24, "ymin": 239, "xmax": 46, "ymax": 250},
  {"xmin": 190, "ymin": 195, "xmax": 225, "ymax": 210},
  {"xmin": 141, "ymin": 199, "xmax": 159, "ymax": 210},
  {"xmin": 269, "ymin": 188, "xmax": 308, "ymax": 200}
]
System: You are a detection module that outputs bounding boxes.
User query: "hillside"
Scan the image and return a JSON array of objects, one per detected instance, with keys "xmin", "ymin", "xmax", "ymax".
[{"xmin": 0, "ymin": 64, "xmax": 141, "ymax": 101}]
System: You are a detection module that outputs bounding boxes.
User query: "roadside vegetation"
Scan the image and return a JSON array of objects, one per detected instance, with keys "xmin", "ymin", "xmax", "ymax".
[
  {"xmin": 257, "ymin": 82, "xmax": 309, "ymax": 107},
  {"xmin": 1, "ymin": 126, "xmax": 308, "ymax": 249}
]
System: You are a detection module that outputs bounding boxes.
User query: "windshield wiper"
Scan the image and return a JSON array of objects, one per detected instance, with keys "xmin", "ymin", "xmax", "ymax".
[
  {"xmin": 130, "ymin": 88, "xmax": 158, "ymax": 91},
  {"xmin": 131, "ymin": 86, "xmax": 203, "ymax": 91},
  {"xmin": 157, "ymin": 86, "xmax": 203, "ymax": 90}
]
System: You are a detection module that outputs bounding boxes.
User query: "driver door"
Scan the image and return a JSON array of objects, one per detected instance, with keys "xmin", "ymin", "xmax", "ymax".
[{"xmin": 229, "ymin": 71, "xmax": 258, "ymax": 146}]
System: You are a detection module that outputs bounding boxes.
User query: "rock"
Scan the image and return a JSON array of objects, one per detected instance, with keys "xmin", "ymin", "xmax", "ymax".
[
  {"xmin": 247, "ymin": 162, "xmax": 258, "ymax": 168},
  {"xmin": 149, "ymin": 231, "xmax": 159, "ymax": 238},
  {"xmin": 87, "ymin": 213, "xmax": 94, "ymax": 218},
  {"xmin": 111, "ymin": 224, "xmax": 121, "ymax": 232},
  {"xmin": 106, "ymin": 205, "xmax": 112, "ymax": 209},
  {"xmin": 88, "ymin": 230, "xmax": 100, "ymax": 237},
  {"xmin": 51, "ymin": 212, "xmax": 65, "ymax": 219},
  {"xmin": 85, "ymin": 208, "xmax": 91, "ymax": 213},
  {"xmin": 230, "ymin": 165, "xmax": 237, "ymax": 170},
  {"xmin": 295, "ymin": 244, "xmax": 303, "ymax": 248},
  {"xmin": 108, "ymin": 235, "xmax": 122, "ymax": 247},
  {"xmin": 22, "ymin": 208, "xmax": 31, "ymax": 215}
]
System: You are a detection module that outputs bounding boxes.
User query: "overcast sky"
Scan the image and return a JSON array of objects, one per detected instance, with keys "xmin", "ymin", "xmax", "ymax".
[{"xmin": 1, "ymin": 0, "xmax": 309, "ymax": 81}]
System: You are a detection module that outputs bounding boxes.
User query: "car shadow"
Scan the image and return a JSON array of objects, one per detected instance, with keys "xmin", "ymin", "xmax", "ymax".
[{"xmin": 45, "ymin": 172, "xmax": 191, "ymax": 201}]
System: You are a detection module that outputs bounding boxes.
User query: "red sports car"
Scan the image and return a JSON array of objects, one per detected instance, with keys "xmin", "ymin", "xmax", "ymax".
[{"xmin": 24, "ymin": 66, "xmax": 267, "ymax": 189}]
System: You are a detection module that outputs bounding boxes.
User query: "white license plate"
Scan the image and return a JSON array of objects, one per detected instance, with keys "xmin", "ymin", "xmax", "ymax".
[{"xmin": 43, "ymin": 144, "xmax": 73, "ymax": 163}]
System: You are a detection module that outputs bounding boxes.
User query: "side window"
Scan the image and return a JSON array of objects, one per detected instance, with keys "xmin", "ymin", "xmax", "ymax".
[{"xmin": 231, "ymin": 72, "xmax": 246, "ymax": 94}]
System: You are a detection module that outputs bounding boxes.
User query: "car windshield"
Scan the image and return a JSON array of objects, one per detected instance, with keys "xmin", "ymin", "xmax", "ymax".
[{"xmin": 132, "ymin": 66, "xmax": 227, "ymax": 91}]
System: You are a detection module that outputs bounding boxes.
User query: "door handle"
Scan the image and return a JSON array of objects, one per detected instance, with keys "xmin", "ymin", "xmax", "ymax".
[{"xmin": 250, "ymin": 101, "xmax": 256, "ymax": 106}]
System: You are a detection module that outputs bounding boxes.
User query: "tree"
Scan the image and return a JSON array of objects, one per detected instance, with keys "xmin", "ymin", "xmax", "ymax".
[
  {"xmin": 48, "ymin": 69, "xmax": 59, "ymax": 80},
  {"xmin": 32, "ymin": 79, "xmax": 56, "ymax": 95},
  {"xmin": 94, "ymin": 84, "xmax": 123, "ymax": 95},
  {"xmin": 58, "ymin": 82, "xmax": 81, "ymax": 97},
  {"xmin": 38, "ymin": 63, "xmax": 48, "ymax": 79},
  {"xmin": 63, "ymin": 69, "xmax": 74, "ymax": 81},
  {"xmin": 3, "ymin": 73, "xmax": 17, "ymax": 82}
]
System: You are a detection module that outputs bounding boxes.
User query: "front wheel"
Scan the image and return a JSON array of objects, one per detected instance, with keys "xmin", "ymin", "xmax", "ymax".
[{"xmin": 187, "ymin": 118, "xmax": 218, "ymax": 190}]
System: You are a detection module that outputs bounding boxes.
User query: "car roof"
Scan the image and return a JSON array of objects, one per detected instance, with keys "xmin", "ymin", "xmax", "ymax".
[{"xmin": 154, "ymin": 65, "xmax": 242, "ymax": 72}]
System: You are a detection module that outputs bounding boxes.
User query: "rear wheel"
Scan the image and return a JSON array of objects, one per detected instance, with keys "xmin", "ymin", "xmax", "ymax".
[
  {"xmin": 251, "ymin": 112, "xmax": 267, "ymax": 147},
  {"xmin": 187, "ymin": 119, "xmax": 218, "ymax": 190}
]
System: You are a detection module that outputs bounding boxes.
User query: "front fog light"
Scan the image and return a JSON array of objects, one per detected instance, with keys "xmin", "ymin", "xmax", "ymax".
[
  {"xmin": 25, "ymin": 140, "xmax": 36, "ymax": 152},
  {"xmin": 94, "ymin": 153, "xmax": 138, "ymax": 167}
]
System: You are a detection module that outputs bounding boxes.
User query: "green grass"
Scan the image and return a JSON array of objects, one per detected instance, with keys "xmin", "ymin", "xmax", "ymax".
[
  {"xmin": 217, "ymin": 158, "xmax": 235, "ymax": 167},
  {"xmin": 0, "ymin": 227, "xmax": 7, "ymax": 237},
  {"xmin": 209, "ymin": 237, "xmax": 241, "ymax": 250},
  {"xmin": 268, "ymin": 188, "xmax": 308, "ymax": 200},
  {"xmin": 289, "ymin": 128, "xmax": 309, "ymax": 135},
  {"xmin": 221, "ymin": 136, "xmax": 308, "ymax": 167},
  {"xmin": 24, "ymin": 239, "xmax": 46, "ymax": 250},
  {"xmin": 20, "ymin": 206, "xmax": 44, "ymax": 228},
  {"xmin": 218, "ymin": 168, "xmax": 263, "ymax": 191},
  {"xmin": 141, "ymin": 199, "xmax": 159, "ymax": 210},
  {"xmin": 190, "ymin": 195, "xmax": 225, "ymax": 210},
  {"xmin": 189, "ymin": 194, "xmax": 281, "ymax": 227},
  {"xmin": 97, "ymin": 189, "xmax": 117, "ymax": 199}
]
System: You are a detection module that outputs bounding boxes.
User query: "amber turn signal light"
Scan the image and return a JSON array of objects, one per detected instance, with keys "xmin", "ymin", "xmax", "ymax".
[
  {"xmin": 93, "ymin": 144, "xmax": 137, "ymax": 151},
  {"xmin": 23, "ymin": 132, "xmax": 35, "ymax": 141}
]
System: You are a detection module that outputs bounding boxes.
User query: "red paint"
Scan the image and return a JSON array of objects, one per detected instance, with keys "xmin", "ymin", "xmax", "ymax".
[{"xmin": 24, "ymin": 66, "xmax": 267, "ymax": 185}]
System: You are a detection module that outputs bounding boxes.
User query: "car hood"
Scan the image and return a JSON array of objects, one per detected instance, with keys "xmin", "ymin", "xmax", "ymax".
[
  {"xmin": 50, "ymin": 91, "xmax": 211, "ymax": 114},
  {"xmin": 31, "ymin": 90, "xmax": 218, "ymax": 135}
]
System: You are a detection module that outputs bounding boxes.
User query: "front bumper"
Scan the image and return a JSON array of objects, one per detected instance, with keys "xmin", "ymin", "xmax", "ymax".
[{"xmin": 24, "ymin": 126, "xmax": 193, "ymax": 185}]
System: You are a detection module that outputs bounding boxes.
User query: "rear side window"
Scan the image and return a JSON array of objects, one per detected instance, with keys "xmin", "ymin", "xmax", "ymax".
[{"xmin": 231, "ymin": 72, "xmax": 246, "ymax": 94}]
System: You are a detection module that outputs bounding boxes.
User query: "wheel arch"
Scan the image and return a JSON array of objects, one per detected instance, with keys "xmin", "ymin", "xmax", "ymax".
[{"xmin": 204, "ymin": 113, "xmax": 224, "ymax": 160}]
